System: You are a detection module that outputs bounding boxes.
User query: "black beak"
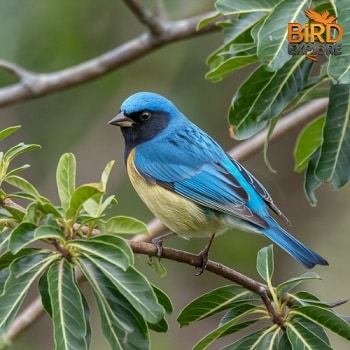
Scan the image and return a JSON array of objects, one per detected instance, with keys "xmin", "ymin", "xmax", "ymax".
[{"xmin": 108, "ymin": 112, "xmax": 135, "ymax": 127}]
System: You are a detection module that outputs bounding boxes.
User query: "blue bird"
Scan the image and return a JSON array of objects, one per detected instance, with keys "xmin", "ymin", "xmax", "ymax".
[{"xmin": 109, "ymin": 92, "xmax": 328, "ymax": 271}]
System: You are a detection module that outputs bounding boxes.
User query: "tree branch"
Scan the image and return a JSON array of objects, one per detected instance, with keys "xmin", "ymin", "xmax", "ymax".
[
  {"xmin": 0, "ymin": 10, "xmax": 218, "ymax": 108},
  {"xmin": 130, "ymin": 241, "xmax": 266, "ymax": 293}
]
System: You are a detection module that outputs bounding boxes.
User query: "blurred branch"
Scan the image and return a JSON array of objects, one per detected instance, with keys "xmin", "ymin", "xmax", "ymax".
[
  {"xmin": 4, "ymin": 97, "xmax": 329, "ymax": 343},
  {"xmin": 0, "ymin": 7, "xmax": 218, "ymax": 108},
  {"xmin": 122, "ymin": 0, "xmax": 166, "ymax": 35}
]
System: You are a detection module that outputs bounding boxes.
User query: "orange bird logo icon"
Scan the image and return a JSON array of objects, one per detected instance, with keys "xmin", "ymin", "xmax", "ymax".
[{"xmin": 304, "ymin": 9, "xmax": 337, "ymax": 25}]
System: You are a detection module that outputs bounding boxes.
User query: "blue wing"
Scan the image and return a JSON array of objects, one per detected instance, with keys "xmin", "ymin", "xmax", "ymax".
[
  {"xmin": 134, "ymin": 124, "xmax": 288, "ymax": 229},
  {"xmin": 133, "ymin": 123, "xmax": 328, "ymax": 268}
]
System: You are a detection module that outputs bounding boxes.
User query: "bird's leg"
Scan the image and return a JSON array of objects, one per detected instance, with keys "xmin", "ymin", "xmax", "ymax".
[
  {"xmin": 195, "ymin": 233, "xmax": 215, "ymax": 276},
  {"xmin": 151, "ymin": 231, "xmax": 177, "ymax": 258}
]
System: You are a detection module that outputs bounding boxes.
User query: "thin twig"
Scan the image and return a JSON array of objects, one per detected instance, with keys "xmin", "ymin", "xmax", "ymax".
[{"xmin": 122, "ymin": 0, "xmax": 166, "ymax": 35}]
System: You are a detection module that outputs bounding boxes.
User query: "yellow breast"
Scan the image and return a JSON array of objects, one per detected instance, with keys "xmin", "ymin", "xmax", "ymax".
[{"xmin": 126, "ymin": 149, "xmax": 223, "ymax": 237}]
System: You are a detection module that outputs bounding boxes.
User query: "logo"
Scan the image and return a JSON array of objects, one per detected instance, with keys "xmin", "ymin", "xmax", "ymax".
[{"xmin": 288, "ymin": 9, "xmax": 343, "ymax": 61}]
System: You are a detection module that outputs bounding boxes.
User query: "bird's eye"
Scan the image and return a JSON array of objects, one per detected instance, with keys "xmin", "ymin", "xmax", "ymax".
[{"xmin": 140, "ymin": 111, "xmax": 151, "ymax": 121}]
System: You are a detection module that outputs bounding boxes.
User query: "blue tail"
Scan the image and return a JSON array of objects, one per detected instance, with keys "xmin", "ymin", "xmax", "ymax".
[{"xmin": 262, "ymin": 219, "xmax": 328, "ymax": 268}]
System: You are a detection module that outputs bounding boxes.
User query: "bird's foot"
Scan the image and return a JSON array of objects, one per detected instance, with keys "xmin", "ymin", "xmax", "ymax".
[
  {"xmin": 195, "ymin": 248, "xmax": 209, "ymax": 276},
  {"xmin": 195, "ymin": 233, "xmax": 216, "ymax": 276},
  {"xmin": 151, "ymin": 231, "xmax": 176, "ymax": 259}
]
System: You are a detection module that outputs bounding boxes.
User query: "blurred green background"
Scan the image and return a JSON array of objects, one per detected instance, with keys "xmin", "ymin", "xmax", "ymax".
[{"xmin": 0, "ymin": 1, "xmax": 349, "ymax": 349}]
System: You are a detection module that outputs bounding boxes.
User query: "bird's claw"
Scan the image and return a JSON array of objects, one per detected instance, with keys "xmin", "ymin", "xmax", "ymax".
[
  {"xmin": 195, "ymin": 248, "xmax": 209, "ymax": 276},
  {"xmin": 151, "ymin": 236, "xmax": 164, "ymax": 259},
  {"xmin": 151, "ymin": 231, "xmax": 176, "ymax": 259},
  {"xmin": 195, "ymin": 233, "xmax": 215, "ymax": 276}
]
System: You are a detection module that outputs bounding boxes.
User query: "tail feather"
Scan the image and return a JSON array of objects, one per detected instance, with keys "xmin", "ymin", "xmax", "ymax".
[{"xmin": 262, "ymin": 220, "xmax": 328, "ymax": 268}]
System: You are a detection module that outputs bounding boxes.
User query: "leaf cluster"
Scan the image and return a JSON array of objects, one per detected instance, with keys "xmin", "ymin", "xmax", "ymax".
[
  {"xmin": 201, "ymin": 0, "xmax": 350, "ymax": 203},
  {"xmin": 0, "ymin": 127, "xmax": 170, "ymax": 350},
  {"xmin": 178, "ymin": 245, "xmax": 350, "ymax": 349}
]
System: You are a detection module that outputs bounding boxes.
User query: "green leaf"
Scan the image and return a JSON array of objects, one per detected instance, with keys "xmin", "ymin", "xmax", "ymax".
[
  {"xmin": 78, "ymin": 257, "xmax": 149, "ymax": 350},
  {"xmin": 294, "ymin": 116, "xmax": 326, "ymax": 172},
  {"xmin": 66, "ymin": 184, "xmax": 103, "ymax": 219},
  {"xmin": 197, "ymin": 12, "xmax": 221, "ymax": 30},
  {"xmin": 221, "ymin": 327, "xmax": 272, "ymax": 350},
  {"xmin": 328, "ymin": 0, "xmax": 350, "ymax": 83},
  {"xmin": 291, "ymin": 316, "xmax": 331, "ymax": 346},
  {"xmin": 152, "ymin": 284, "xmax": 173, "ymax": 314},
  {"xmin": 83, "ymin": 194, "xmax": 117, "ymax": 218},
  {"xmin": 206, "ymin": 14, "xmax": 261, "ymax": 83},
  {"xmin": 0, "ymin": 126, "xmax": 21, "ymax": 143},
  {"xmin": 3, "ymin": 143, "xmax": 40, "ymax": 163},
  {"xmin": 37, "ymin": 201, "xmax": 63, "ymax": 218},
  {"xmin": 47, "ymin": 259, "xmax": 89, "ymax": 350},
  {"xmin": 278, "ymin": 331, "xmax": 293, "ymax": 350},
  {"xmin": 0, "ymin": 204, "xmax": 24, "ymax": 222},
  {"xmin": 8, "ymin": 222, "xmax": 37, "ymax": 254},
  {"xmin": 68, "ymin": 235, "xmax": 133, "ymax": 271},
  {"xmin": 148, "ymin": 256, "xmax": 167, "ymax": 278},
  {"xmin": 5, "ymin": 175, "xmax": 41, "ymax": 199},
  {"xmin": 193, "ymin": 305, "xmax": 261, "ymax": 350},
  {"xmin": 256, "ymin": 245, "xmax": 274, "ymax": 283},
  {"xmin": 215, "ymin": 0, "xmax": 274, "ymax": 15},
  {"xmin": 276, "ymin": 272, "xmax": 321, "ymax": 297},
  {"xmin": 0, "ymin": 268, "xmax": 10, "ymax": 300},
  {"xmin": 229, "ymin": 56, "xmax": 313, "ymax": 139},
  {"xmin": 38, "ymin": 269, "xmax": 52, "ymax": 317},
  {"xmin": 83, "ymin": 255, "xmax": 164, "ymax": 324},
  {"xmin": 34, "ymin": 225, "xmax": 65, "ymax": 242},
  {"xmin": 102, "ymin": 216, "xmax": 149, "ymax": 235},
  {"xmin": 100, "ymin": 160, "xmax": 115, "ymax": 191},
  {"xmin": 287, "ymin": 318, "xmax": 332, "ymax": 350},
  {"xmin": 177, "ymin": 285, "xmax": 260, "ymax": 327},
  {"xmin": 290, "ymin": 305, "xmax": 350, "ymax": 341},
  {"xmin": 292, "ymin": 70, "xmax": 329, "ymax": 106},
  {"xmin": 206, "ymin": 53, "xmax": 258, "ymax": 82},
  {"xmin": 0, "ymin": 250, "xmax": 58, "ymax": 335},
  {"xmin": 146, "ymin": 286, "xmax": 171, "ymax": 333},
  {"xmin": 257, "ymin": 0, "xmax": 311, "ymax": 71},
  {"xmin": 0, "ymin": 230, "xmax": 11, "ymax": 255},
  {"xmin": 304, "ymin": 149, "xmax": 322, "ymax": 205},
  {"xmin": 292, "ymin": 291, "xmax": 337, "ymax": 308},
  {"xmin": 315, "ymin": 83, "xmax": 350, "ymax": 189},
  {"xmin": 219, "ymin": 304, "xmax": 259, "ymax": 327},
  {"xmin": 147, "ymin": 317, "xmax": 168, "ymax": 333},
  {"xmin": 0, "ymin": 248, "xmax": 38, "ymax": 270},
  {"xmin": 22, "ymin": 202, "xmax": 42, "ymax": 224},
  {"xmin": 5, "ymin": 164, "xmax": 31, "ymax": 177},
  {"xmin": 207, "ymin": 12, "xmax": 265, "ymax": 66},
  {"xmin": 56, "ymin": 153, "xmax": 76, "ymax": 212}
]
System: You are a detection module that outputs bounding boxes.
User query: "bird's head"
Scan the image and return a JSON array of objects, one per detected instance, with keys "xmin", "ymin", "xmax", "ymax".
[{"xmin": 109, "ymin": 92, "xmax": 182, "ymax": 152}]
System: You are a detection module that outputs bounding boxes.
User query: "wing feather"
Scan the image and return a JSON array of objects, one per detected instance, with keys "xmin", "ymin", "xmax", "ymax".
[{"xmin": 133, "ymin": 124, "xmax": 288, "ymax": 229}]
